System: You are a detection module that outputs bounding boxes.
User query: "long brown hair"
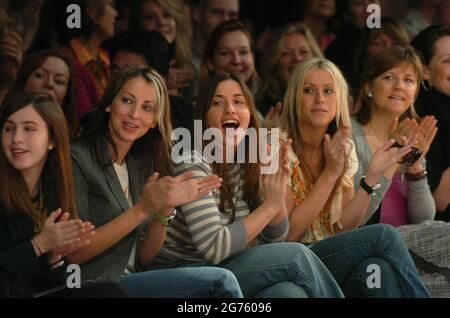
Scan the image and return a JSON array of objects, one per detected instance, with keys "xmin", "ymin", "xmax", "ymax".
[
  {"xmin": 0, "ymin": 93, "xmax": 77, "ymax": 220},
  {"xmin": 200, "ymin": 20, "xmax": 260, "ymax": 96},
  {"xmin": 195, "ymin": 73, "xmax": 260, "ymax": 223},
  {"xmin": 7, "ymin": 49, "xmax": 79, "ymax": 141}
]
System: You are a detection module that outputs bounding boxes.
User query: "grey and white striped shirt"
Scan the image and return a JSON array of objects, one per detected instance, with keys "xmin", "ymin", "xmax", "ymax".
[{"xmin": 156, "ymin": 151, "xmax": 289, "ymax": 265}]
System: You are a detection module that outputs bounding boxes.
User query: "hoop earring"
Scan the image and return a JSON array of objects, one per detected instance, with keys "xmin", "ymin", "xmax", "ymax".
[{"xmin": 421, "ymin": 80, "xmax": 432, "ymax": 92}]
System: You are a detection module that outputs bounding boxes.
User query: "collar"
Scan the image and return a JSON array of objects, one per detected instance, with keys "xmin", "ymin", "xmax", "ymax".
[{"xmin": 70, "ymin": 38, "xmax": 110, "ymax": 67}]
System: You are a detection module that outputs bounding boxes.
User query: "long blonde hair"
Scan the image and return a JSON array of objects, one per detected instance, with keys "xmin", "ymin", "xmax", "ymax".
[{"xmin": 281, "ymin": 58, "xmax": 351, "ymax": 210}]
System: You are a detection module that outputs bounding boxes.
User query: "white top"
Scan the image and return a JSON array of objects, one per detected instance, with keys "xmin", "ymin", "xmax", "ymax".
[{"xmin": 113, "ymin": 162, "xmax": 136, "ymax": 274}]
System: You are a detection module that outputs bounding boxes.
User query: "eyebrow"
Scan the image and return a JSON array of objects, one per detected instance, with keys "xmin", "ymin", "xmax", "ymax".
[
  {"xmin": 284, "ymin": 45, "xmax": 310, "ymax": 49},
  {"xmin": 385, "ymin": 72, "xmax": 416, "ymax": 77},
  {"xmin": 123, "ymin": 91, "xmax": 155, "ymax": 103},
  {"xmin": 214, "ymin": 94, "xmax": 244, "ymax": 98},
  {"xmin": 38, "ymin": 66, "xmax": 68, "ymax": 78},
  {"xmin": 217, "ymin": 46, "xmax": 250, "ymax": 50},
  {"xmin": 304, "ymin": 82, "xmax": 334, "ymax": 86},
  {"xmin": 5, "ymin": 120, "xmax": 38, "ymax": 125}
]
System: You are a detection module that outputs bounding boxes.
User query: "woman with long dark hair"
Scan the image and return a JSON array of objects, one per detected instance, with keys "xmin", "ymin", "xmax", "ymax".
[
  {"xmin": 0, "ymin": 92, "xmax": 126, "ymax": 297},
  {"xmin": 7, "ymin": 49, "xmax": 79, "ymax": 140}
]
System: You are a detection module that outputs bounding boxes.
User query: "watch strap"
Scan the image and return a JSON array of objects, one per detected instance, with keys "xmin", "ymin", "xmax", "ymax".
[
  {"xmin": 156, "ymin": 208, "xmax": 177, "ymax": 226},
  {"xmin": 360, "ymin": 176, "xmax": 380, "ymax": 196}
]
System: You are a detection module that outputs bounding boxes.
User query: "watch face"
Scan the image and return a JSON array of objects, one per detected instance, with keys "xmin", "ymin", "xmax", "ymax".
[{"xmin": 373, "ymin": 183, "xmax": 381, "ymax": 190}]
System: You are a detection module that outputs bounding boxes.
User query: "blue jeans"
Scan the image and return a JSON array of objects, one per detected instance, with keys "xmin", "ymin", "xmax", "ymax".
[
  {"xmin": 145, "ymin": 242, "xmax": 344, "ymax": 298},
  {"xmin": 119, "ymin": 267, "xmax": 243, "ymax": 298},
  {"xmin": 218, "ymin": 242, "xmax": 344, "ymax": 298},
  {"xmin": 308, "ymin": 224, "xmax": 431, "ymax": 298}
]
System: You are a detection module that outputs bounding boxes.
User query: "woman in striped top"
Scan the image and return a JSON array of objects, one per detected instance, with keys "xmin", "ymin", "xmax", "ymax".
[{"xmin": 141, "ymin": 73, "xmax": 345, "ymax": 298}]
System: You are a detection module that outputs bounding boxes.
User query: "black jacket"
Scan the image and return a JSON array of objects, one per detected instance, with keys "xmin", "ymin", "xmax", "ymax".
[
  {"xmin": 0, "ymin": 204, "xmax": 66, "ymax": 293},
  {"xmin": 415, "ymin": 87, "xmax": 450, "ymax": 221}
]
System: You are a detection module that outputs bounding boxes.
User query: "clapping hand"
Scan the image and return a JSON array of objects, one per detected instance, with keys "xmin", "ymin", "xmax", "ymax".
[
  {"xmin": 262, "ymin": 102, "xmax": 282, "ymax": 128},
  {"xmin": 367, "ymin": 135, "xmax": 418, "ymax": 179},
  {"xmin": 415, "ymin": 115, "xmax": 438, "ymax": 162},
  {"xmin": 138, "ymin": 171, "xmax": 222, "ymax": 215},
  {"xmin": 323, "ymin": 126, "xmax": 351, "ymax": 178},
  {"xmin": 260, "ymin": 139, "xmax": 291, "ymax": 206}
]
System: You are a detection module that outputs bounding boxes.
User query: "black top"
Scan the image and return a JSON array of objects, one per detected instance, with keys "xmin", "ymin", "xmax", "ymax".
[
  {"xmin": 415, "ymin": 87, "xmax": 450, "ymax": 221},
  {"xmin": 256, "ymin": 90, "xmax": 284, "ymax": 117},
  {"xmin": 0, "ymin": 204, "xmax": 67, "ymax": 293},
  {"xmin": 325, "ymin": 25, "xmax": 364, "ymax": 94},
  {"xmin": 170, "ymin": 94, "xmax": 194, "ymax": 130}
]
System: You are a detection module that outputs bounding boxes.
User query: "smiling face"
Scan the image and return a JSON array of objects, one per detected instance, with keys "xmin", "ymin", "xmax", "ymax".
[
  {"xmin": 366, "ymin": 63, "xmax": 419, "ymax": 116},
  {"xmin": 206, "ymin": 79, "xmax": 250, "ymax": 148},
  {"xmin": 425, "ymin": 36, "xmax": 450, "ymax": 96},
  {"xmin": 140, "ymin": 0, "xmax": 177, "ymax": 44},
  {"xmin": 299, "ymin": 68, "xmax": 337, "ymax": 128},
  {"xmin": 106, "ymin": 76, "xmax": 158, "ymax": 148},
  {"xmin": 210, "ymin": 31, "xmax": 254, "ymax": 83},
  {"xmin": 25, "ymin": 56, "xmax": 70, "ymax": 106},
  {"xmin": 1, "ymin": 104, "xmax": 52, "ymax": 179},
  {"xmin": 277, "ymin": 33, "xmax": 314, "ymax": 85}
]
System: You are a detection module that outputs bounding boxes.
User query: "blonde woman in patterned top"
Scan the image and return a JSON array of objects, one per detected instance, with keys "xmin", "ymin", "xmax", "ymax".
[{"xmin": 279, "ymin": 57, "xmax": 430, "ymax": 297}]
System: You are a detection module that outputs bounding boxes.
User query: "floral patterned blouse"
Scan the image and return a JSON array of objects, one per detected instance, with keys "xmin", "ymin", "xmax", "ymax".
[{"xmin": 285, "ymin": 135, "xmax": 358, "ymax": 244}]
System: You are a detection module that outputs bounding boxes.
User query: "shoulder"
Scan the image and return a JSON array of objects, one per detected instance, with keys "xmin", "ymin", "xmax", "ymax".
[
  {"xmin": 171, "ymin": 150, "xmax": 214, "ymax": 176},
  {"xmin": 350, "ymin": 117, "xmax": 370, "ymax": 154},
  {"xmin": 70, "ymin": 139, "xmax": 91, "ymax": 162},
  {"xmin": 350, "ymin": 117, "xmax": 364, "ymax": 136},
  {"xmin": 70, "ymin": 139, "xmax": 104, "ymax": 179}
]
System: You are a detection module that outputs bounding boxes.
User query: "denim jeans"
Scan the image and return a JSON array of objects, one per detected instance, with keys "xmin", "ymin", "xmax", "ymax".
[
  {"xmin": 217, "ymin": 242, "xmax": 344, "ymax": 298},
  {"xmin": 308, "ymin": 224, "xmax": 431, "ymax": 298},
  {"xmin": 119, "ymin": 267, "xmax": 243, "ymax": 298},
  {"xmin": 145, "ymin": 242, "xmax": 344, "ymax": 298}
]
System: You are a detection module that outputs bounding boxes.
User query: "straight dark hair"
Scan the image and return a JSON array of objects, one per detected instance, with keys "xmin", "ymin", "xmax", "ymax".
[
  {"xmin": 7, "ymin": 49, "xmax": 79, "ymax": 140},
  {"xmin": 411, "ymin": 25, "xmax": 450, "ymax": 66},
  {"xmin": 195, "ymin": 73, "xmax": 260, "ymax": 223},
  {"xmin": 0, "ymin": 93, "xmax": 77, "ymax": 220}
]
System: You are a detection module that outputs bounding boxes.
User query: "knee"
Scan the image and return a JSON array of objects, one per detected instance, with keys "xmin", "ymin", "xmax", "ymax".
[
  {"xmin": 377, "ymin": 224, "xmax": 404, "ymax": 245},
  {"xmin": 369, "ymin": 224, "xmax": 404, "ymax": 246},
  {"xmin": 269, "ymin": 242, "xmax": 323, "ymax": 272},
  {"xmin": 211, "ymin": 268, "xmax": 243, "ymax": 298},
  {"xmin": 267, "ymin": 242, "xmax": 314, "ymax": 263}
]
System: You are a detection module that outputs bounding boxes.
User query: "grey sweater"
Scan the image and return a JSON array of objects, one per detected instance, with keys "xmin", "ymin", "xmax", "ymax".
[
  {"xmin": 154, "ymin": 151, "xmax": 288, "ymax": 266},
  {"xmin": 350, "ymin": 117, "xmax": 436, "ymax": 225}
]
